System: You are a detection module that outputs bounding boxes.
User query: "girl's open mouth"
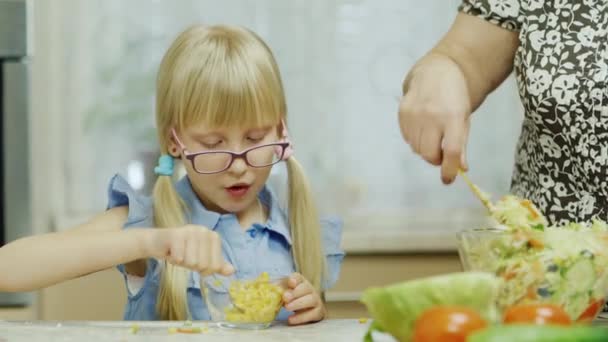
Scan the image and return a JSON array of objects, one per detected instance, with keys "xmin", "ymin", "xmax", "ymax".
[{"xmin": 225, "ymin": 184, "xmax": 250, "ymax": 198}]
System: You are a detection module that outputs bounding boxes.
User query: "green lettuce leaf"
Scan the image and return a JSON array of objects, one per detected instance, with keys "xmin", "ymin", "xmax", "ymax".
[{"xmin": 360, "ymin": 272, "xmax": 499, "ymax": 342}]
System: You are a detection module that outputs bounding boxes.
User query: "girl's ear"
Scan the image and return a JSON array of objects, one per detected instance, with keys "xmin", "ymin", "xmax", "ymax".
[
  {"xmin": 168, "ymin": 145, "xmax": 180, "ymax": 158},
  {"xmin": 279, "ymin": 118, "xmax": 289, "ymax": 138},
  {"xmin": 275, "ymin": 121, "xmax": 283, "ymax": 136},
  {"xmin": 167, "ymin": 130, "xmax": 182, "ymax": 158}
]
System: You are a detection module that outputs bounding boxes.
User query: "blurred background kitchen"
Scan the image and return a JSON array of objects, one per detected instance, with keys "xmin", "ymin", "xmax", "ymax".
[{"xmin": 0, "ymin": 0, "xmax": 523, "ymax": 320}]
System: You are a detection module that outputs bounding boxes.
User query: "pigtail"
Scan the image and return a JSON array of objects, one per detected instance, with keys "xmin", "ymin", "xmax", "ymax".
[
  {"xmin": 285, "ymin": 157, "xmax": 327, "ymax": 292},
  {"xmin": 153, "ymin": 173, "xmax": 190, "ymax": 320}
]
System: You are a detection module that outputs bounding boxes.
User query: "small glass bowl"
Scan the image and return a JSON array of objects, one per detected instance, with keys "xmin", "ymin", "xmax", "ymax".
[{"xmin": 202, "ymin": 273, "xmax": 288, "ymax": 329}]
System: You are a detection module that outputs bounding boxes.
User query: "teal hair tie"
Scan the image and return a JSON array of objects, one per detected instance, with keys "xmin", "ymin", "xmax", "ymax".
[{"xmin": 154, "ymin": 155, "xmax": 174, "ymax": 176}]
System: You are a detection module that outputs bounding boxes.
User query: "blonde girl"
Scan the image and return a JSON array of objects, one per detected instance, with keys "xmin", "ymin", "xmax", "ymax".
[{"xmin": 0, "ymin": 24, "xmax": 344, "ymax": 325}]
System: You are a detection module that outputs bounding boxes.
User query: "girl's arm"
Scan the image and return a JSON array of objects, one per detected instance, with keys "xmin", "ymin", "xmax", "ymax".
[
  {"xmin": 0, "ymin": 206, "xmax": 151, "ymax": 291},
  {"xmin": 0, "ymin": 206, "xmax": 234, "ymax": 292}
]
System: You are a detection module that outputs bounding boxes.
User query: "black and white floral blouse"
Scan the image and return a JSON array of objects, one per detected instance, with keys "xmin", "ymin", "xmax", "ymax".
[{"xmin": 460, "ymin": 0, "xmax": 608, "ymax": 225}]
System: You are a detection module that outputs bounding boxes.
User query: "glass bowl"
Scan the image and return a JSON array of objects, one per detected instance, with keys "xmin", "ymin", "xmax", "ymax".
[
  {"xmin": 202, "ymin": 272, "xmax": 288, "ymax": 329},
  {"xmin": 457, "ymin": 228, "xmax": 608, "ymax": 323}
]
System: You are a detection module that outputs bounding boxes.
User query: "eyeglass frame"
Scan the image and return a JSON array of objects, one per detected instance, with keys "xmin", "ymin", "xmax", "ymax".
[{"xmin": 170, "ymin": 128, "xmax": 291, "ymax": 174}]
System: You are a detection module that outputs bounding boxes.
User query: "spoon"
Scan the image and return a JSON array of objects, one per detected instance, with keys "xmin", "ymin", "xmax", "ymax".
[{"xmin": 458, "ymin": 169, "xmax": 496, "ymax": 214}]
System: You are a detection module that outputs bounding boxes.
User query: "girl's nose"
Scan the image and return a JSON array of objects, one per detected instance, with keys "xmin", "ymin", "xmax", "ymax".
[{"xmin": 227, "ymin": 156, "xmax": 248, "ymax": 175}]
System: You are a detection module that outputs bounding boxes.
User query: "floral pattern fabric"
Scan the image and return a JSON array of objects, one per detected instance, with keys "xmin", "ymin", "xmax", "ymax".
[{"xmin": 460, "ymin": 0, "xmax": 608, "ymax": 225}]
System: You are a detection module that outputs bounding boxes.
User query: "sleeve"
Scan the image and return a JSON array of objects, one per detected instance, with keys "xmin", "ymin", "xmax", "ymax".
[
  {"xmin": 107, "ymin": 173, "xmax": 154, "ymax": 228},
  {"xmin": 320, "ymin": 216, "xmax": 345, "ymax": 291},
  {"xmin": 106, "ymin": 174, "xmax": 157, "ymax": 297},
  {"xmin": 459, "ymin": 0, "xmax": 523, "ymax": 32}
]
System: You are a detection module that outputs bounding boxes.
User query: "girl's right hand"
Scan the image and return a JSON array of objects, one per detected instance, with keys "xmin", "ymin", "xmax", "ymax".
[{"xmin": 144, "ymin": 225, "xmax": 234, "ymax": 276}]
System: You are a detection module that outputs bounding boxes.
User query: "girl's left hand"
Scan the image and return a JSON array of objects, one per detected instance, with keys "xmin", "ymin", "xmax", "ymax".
[{"xmin": 282, "ymin": 272, "xmax": 326, "ymax": 325}]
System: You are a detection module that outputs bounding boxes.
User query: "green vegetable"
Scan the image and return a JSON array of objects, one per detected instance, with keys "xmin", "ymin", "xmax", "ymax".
[
  {"xmin": 363, "ymin": 321, "xmax": 384, "ymax": 342},
  {"xmin": 467, "ymin": 325, "xmax": 608, "ymax": 342},
  {"xmin": 464, "ymin": 226, "xmax": 608, "ymax": 320},
  {"xmin": 558, "ymin": 258, "xmax": 595, "ymax": 316},
  {"xmin": 532, "ymin": 224, "xmax": 545, "ymax": 231},
  {"xmin": 360, "ymin": 272, "xmax": 499, "ymax": 342}
]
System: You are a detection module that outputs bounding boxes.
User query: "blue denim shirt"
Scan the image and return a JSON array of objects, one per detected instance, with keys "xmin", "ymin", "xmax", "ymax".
[{"xmin": 106, "ymin": 174, "xmax": 345, "ymax": 321}]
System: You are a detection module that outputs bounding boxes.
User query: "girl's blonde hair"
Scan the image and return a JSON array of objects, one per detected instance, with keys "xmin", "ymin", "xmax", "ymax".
[{"xmin": 153, "ymin": 24, "xmax": 326, "ymax": 320}]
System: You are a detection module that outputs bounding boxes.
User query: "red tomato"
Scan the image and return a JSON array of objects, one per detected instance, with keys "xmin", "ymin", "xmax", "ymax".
[
  {"xmin": 412, "ymin": 306, "xmax": 488, "ymax": 342},
  {"xmin": 577, "ymin": 299, "xmax": 605, "ymax": 323},
  {"xmin": 503, "ymin": 303, "xmax": 571, "ymax": 325}
]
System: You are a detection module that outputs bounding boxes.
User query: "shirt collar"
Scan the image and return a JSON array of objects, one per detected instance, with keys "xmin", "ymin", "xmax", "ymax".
[
  {"xmin": 258, "ymin": 185, "xmax": 292, "ymax": 245},
  {"xmin": 173, "ymin": 176, "xmax": 293, "ymax": 245},
  {"xmin": 174, "ymin": 176, "xmax": 221, "ymax": 230}
]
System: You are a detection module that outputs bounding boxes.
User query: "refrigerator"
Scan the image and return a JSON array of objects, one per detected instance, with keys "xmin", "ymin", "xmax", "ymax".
[{"xmin": 0, "ymin": 0, "xmax": 33, "ymax": 306}]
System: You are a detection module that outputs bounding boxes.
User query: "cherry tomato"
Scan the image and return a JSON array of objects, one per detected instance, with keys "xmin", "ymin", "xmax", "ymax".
[
  {"xmin": 412, "ymin": 306, "xmax": 488, "ymax": 342},
  {"xmin": 577, "ymin": 299, "xmax": 605, "ymax": 323},
  {"xmin": 503, "ymin": 303, "xmax": 571, "ymax": 326}
]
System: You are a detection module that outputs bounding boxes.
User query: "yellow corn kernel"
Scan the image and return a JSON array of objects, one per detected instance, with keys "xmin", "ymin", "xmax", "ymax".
[
  {"xmin": 224, "ymin": 272, "xmax": 284, "ymax": 323},
  {"xmin": 129, "ymin": 324, "xmax": 140, "ymax": 334}
]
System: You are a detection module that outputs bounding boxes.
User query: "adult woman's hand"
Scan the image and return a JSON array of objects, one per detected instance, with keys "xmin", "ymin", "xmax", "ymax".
[{"xmin": 399, "ymin": 13, "xmax": 519, "ymax": 184}]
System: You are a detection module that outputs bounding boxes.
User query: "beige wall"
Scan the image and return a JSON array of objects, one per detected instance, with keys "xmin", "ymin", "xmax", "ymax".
[
  {"xmin": 327, "ymin": 253, "xmax": 462, "ymax": 318},
  {"xmin": 39, "ymin": 269, "xmax": 126, "ymax": 320}
]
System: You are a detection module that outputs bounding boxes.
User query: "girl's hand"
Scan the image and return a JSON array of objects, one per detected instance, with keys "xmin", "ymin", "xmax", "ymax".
[
  {"xmin": 282, "ymin": 272, "xmax": 326, "ymax": 325},
  {"xmin": 145, "ymin": 225, "xmax": 234, "ymax": 276}
]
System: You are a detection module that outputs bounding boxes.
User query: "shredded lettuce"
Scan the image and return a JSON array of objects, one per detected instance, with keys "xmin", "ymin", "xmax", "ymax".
[
  {"xmin": 491, "ymin": 195, "xmax": 548, "ymax": 231},
  {"xmin": 462, "ymin": 209, "xmax": 608, "ymax": 319}
]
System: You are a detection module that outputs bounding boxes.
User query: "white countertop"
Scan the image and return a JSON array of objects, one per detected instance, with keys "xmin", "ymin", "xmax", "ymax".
[
  {"xmin": 339, "ymin": 209, "xmax": 490, "ymax": 254},
  {"xmin": 3, "ymin": 318, "xmax": 608, "ymax": 342},
  {"xmin": 0, "ymin": 319, "xmax": 394, "ymax": 342}
]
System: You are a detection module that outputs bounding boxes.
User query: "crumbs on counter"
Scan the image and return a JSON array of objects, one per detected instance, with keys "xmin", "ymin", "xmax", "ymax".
[
  {"xmin": 176, "ymin": 327, "xmax": 203, "ymax": 334},
  {"xmin": 129, "ymin": 324, "xmax": 140, "ymax": 334},
  {"xmin": 167, "ymin": 321, "xmax": 209, "ymax": 334}
]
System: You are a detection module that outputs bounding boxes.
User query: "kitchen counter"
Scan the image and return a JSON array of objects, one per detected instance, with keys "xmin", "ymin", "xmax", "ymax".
[
  {"xmin": 0, "ymin": 319, "xmax": 392, "ymax": 342},
  {"xmin": 2, "ymin": 318, "xmax": 608, "ymax": 341}
]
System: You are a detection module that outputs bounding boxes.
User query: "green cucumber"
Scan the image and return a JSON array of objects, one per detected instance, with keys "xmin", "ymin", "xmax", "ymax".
[
  {"xmin": 467, "ymin": 325, "xmax": 608, "ymax": 342},
  {"xmin": 552, "ymin": 258, "xmax": 596, "ymax": 318},
  {"xmin": 564, "ymin": 258, "xmax": 595, "ymax": 294}
]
